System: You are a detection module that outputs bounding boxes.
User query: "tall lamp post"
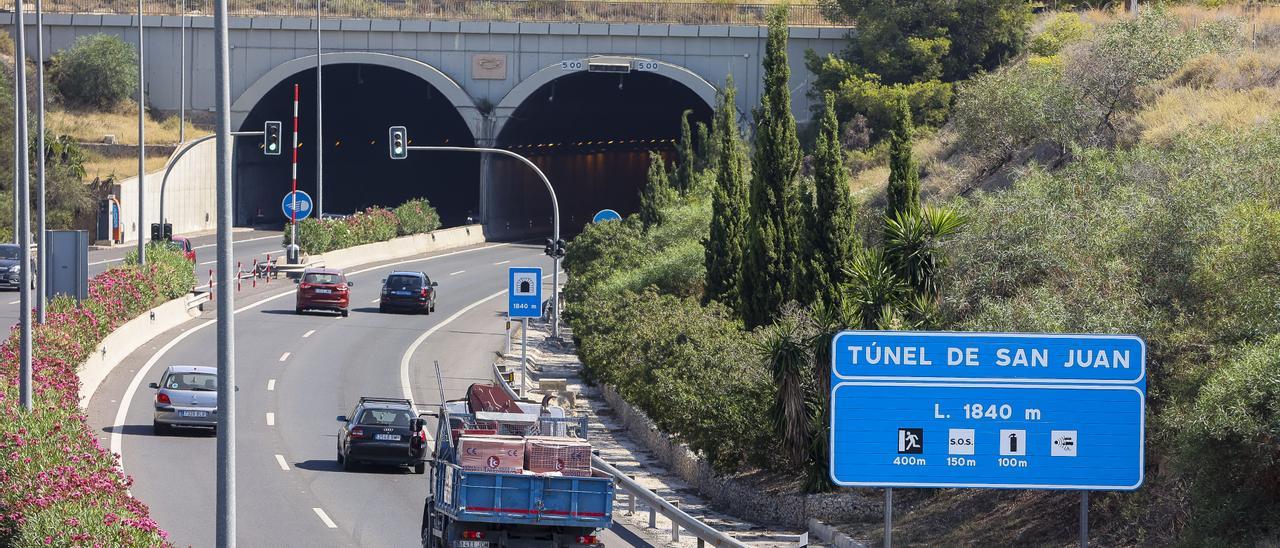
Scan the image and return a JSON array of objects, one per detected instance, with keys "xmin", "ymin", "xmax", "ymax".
[
  {"xmin": 136, "ymin": 0, "xmax": 146, "ymax": 265},
  {"xmin": 315, "ymin": 0, "xmax": 323, "ymax": 218},
  {"xmin": 212, "ymin": 0, "xmax": 237, "ymax": 543},
  {"xmin": 15, "ymin": 0, "xmax": 34, "ymax": 413},
  {"xmin": 35, "ymin": 0, "xmax": 46, "ymax": 324}
]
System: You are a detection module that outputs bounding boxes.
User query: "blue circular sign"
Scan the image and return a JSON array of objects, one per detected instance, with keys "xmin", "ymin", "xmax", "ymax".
[
  {"xmin": 282, "ymin": 190, "xmax": 314, "ymax": 221},
  {"xmin": 592, "ymin": 209, "xmax": 621, "ymax": 223}
]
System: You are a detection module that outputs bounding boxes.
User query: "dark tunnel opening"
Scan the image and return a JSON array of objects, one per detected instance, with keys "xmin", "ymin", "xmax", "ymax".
[
  {"xmin": 235, "ymin": 64, "xmax": 478, "ymax": 228},
  {"xmin": 494, "ymin": 70, "xmax": 713, "ymax": 234}
]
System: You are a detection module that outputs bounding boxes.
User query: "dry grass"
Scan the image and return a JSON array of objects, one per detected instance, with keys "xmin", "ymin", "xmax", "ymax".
[
  {"xmin": 1139, "ymin": 86, "xmax": 1280, "ymax": 146},
  {"xmin": 80, "ymin": 150, "xmax": 169, "ymax": 183},
  {"xmin": 47, "ymin": 106, "xmax": 207, "ymax": 146},
  {"xmin": 1078, "ymin": 4, "xmax": 1280, "ymax": 44}
]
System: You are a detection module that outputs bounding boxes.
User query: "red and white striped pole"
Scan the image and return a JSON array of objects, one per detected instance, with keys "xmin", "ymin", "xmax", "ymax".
[{"xmin": 289, "ymin": 83, "xmax": 300, "ymax": 261}]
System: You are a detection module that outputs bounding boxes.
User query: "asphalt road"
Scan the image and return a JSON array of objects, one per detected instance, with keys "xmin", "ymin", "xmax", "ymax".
[
  {"xmin": 0, "ymin": 229, "xmax": 285, "ymax": 325},
  {"xmin": 87, "ymin": 242, "xmax": 644, "ymax": 547}
]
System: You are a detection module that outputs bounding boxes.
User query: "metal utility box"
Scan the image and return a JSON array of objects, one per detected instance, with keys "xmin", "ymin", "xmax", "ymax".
[{"xmin": 47, "ymin": 230, "xmax": 89, "ymax": 303}]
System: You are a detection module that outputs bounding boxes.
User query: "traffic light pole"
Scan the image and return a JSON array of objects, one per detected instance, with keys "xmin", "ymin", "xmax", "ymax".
[
  {"xmin": 157, "ymin": 131, "xmax": 263, "ymax": 228},
  {"xmin": 404, "ymin": 144, "xmax": 562, "ymax": 338}
]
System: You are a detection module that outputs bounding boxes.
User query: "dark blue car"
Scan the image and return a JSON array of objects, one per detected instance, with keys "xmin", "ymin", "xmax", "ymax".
[{"xmin": 378, "ymin": 270, "xmax": 437, "ymax": 314}]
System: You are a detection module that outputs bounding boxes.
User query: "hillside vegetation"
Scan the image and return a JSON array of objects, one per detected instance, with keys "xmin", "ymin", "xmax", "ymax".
[{"xmin": 565, "ymin": 4, "xmax": 1280, "ymax": 545}]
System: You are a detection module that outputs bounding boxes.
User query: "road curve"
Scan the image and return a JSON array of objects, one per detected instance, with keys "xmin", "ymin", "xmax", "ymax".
[{"xmin": 86, "ymin": 242, "xmax": 641, "ymax": 547}]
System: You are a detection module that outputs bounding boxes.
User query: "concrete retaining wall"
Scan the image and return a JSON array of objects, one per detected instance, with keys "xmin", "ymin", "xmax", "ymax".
[
  {"xmin": 78, "ymin": 294, "xmax": 206, "ymax": 406},
  {"xmin": 113, "ymin": 138, "xmax": 218, "ymax": 244},
  {"xmin": 317, "ymin": 223, "xmax": 489, "ymax": 270}
]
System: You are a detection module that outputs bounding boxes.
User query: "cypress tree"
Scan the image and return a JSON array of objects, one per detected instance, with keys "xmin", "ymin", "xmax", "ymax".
[
  {"xmin": 811, "ymin": 92, "xmax": 860, "ymax": 313},
  {"xmin": 743, "ymin": 5, "xmax": 802, "ymax": 329},
  {"xmin": 695, "ymin": 121, "xmax": 712, "ymax": 173},
  {"xmin": 885, "ymin": 97, "xmax": 920, "ymax": 221},
  {"xmin": 639, "ymin": 152, "xmax": 673, "ymax": 228},
  {"xmin": 675, "ymin": 109, "xmax": 695, "ymax": 195},
  {"xmin": 703, "ymin": 79, "xmax": 750, "ymax": 312}
]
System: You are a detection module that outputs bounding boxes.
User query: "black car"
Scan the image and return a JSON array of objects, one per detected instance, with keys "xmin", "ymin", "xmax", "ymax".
[
  {"xmin": 378, "ymin": 271, "xmax": 437, "ymax": 314},
  {"xmin": 337, "ymin": 397, "xmax": 428, "ymax": 473},
  {"xmin": 0, "ymin": 244, "xmax": 33, "ymax": 290}
]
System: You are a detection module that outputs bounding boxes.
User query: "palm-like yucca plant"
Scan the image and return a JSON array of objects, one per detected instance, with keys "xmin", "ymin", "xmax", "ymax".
[
  {"xmin": 884, "ymin": 205, "xmax": 968, "ymax": 298},
  {"xmin": 757, "ymin": 306, "xmax": 816, "ymax": 467},
  {"xmin": 845, "ymin": 248, "xmax": 908, "ymax": 330}
]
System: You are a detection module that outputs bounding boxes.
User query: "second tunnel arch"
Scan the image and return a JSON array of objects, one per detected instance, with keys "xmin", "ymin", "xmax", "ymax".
[{"xmin": 485, "ymin": 57, "xmax": 718, "ymax": 234}]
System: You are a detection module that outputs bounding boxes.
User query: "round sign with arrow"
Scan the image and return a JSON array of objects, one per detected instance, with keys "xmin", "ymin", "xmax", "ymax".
[{"xmin": 281, "ymin": 190, "xmax": 314, "ymax": 221}]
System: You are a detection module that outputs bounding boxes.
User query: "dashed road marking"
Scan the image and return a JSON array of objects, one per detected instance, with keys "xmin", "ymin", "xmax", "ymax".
[
  {"xmin": 267, "ymin": 379, "xmax": 276, "ymax": 391},
  {"xmin": 449, "ymin": 270, "xmax": 465, "ymax": 276},
  {"xmin": 278, "ymin": 352, "xmax": 290, "ymax": 362},
  {"xmin": 275, "ymin": 454, "xmax": 290, "ymax": 471},
  {"xmin": 313, "ymin": 508, "xmax": 338, "ymax": 529},
  {"xmin": 493, "ymin": 260, "xmax": 510, "ymax": 266},
  {"xmin": 371, "ymin": 298, "xmax": 380, "ymax": 304},
  {"xmin": 266, "ymin": 412, "xmax": 275, "ymax": 426},
  {"xmin": 198, "ymin": 260, "xmax": 217, "ymax": 266},
  {"xmin": 302, "ymin": 330, "xmax": 315, "ymax": 338}
]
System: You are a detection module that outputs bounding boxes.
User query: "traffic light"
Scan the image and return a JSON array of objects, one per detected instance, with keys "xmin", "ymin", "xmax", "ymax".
[
  {"xmin": 554, "ymin": 238, "xmax": 567, "ymax": 258},
  {"xmin": 162, "ymin": 223, "xmax": 173, "ymax": 240},
  {"xmin": 544, "ymin": 238, "xmax": 555, "ymax": 257},
  {"xmin": 264, "ymin": 121, "xmax": 282, "ymax": 155},
  {"xmin": 150, "ymin": 223, "xmax": 161, "ymax": 242},
  {"xmin": 389, "ymin": 126, "xmax": 408, "ymax": 160}
]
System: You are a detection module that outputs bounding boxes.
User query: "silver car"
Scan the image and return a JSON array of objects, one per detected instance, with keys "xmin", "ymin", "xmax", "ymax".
[{"xmin": 149, "ymin": 365, "xmax": 218, "ymax": 435}]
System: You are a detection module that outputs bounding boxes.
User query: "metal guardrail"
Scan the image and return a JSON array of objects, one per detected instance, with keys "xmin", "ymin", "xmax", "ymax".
[
  {"xmin": 488, "ymin": 329, "xmax": 749, "ymax": 548},
  {"xmin": 36, "ymin": 0, "xmax": 840, "ymax": 26}
]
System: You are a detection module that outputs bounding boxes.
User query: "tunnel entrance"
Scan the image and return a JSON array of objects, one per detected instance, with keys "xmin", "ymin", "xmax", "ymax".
[
  {"xmin": 235, "ymin": 63, "xmax": 478, "ymax": 228},
  {"xmin": 493, "ymin": 70, "xmax": 713, "ymax": 234}
]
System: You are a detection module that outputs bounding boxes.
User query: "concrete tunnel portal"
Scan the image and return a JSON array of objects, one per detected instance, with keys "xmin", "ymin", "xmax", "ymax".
[{"xmin": 232, "ymin": 57, "xmax": 714, "ymax": 235}]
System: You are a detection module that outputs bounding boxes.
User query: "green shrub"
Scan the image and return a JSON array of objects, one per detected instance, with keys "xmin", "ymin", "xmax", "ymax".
[
  {"xmin": 50, "ymin": 34, "xmax": 138, "ymax": 109},
  {"xmin": 1028, "ymin": 12, "xmax": 1092, "ymax": 58},
  {"xmin": 394, "ymin": 198, "xmax": 442, "ymax": 236},
  {"xmin": 1175, "ymin": 335, "xmax": 1280, "ymax": 544}
]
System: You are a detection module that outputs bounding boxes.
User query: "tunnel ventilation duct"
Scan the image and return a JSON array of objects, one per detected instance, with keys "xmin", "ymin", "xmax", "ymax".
[{"xmin": 588, "ymin": 56, "xmax": 633, "ymax": 74}]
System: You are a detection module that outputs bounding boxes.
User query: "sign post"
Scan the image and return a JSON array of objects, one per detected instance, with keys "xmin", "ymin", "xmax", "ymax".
[
  {"xmin": 829, "ymin": 332, "xmax": 1146, "ymax": 546},
  {"xmin": 508, "ymin": 267, "xmax": 542, "ymax": 397}
]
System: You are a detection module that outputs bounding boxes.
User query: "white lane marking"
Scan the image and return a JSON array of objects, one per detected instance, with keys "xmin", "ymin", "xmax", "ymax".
[
  {"xmin": 278, "ymin": 352, "xmax": 291, "ymax": 362},
  {"xmin": 267, "ymin": 379, "xmax": 276, "ymax": 391},
  {"xmin": 302, "ymin": 329, "xmax": 315, "ymax": 338},
  {"xmin": 109, "ymin": 242, "xmax": 516, "ymax": 476},
  {"xmin": 198, "ymin": 260, "xmax": 217, "ymax": 266},
  {"xmin": 88, "ymin": 258, "xmax": 124, "ymax": 266},
  {"xmin": 7, "ymin": 300, "xmax": 17, "ymax": 305},
  {"xmin": 449, "ymin": 270, "xmax": 465, "ymax": 276},
  {"xmin": 493, "ymin": 260, "xmax": 510, "ymax": 266},
  {"xmin": 399, "ymin": 273, "xmax": 553, "ymax": 425},
  {"xmin": 110, "ymin": 320, "xmax": 215, "ymax": 474},
  {"xmin": 191, "ymin": 234, "xmax": 280, "ymax": 250},
  {"xmin": 313, "ymin": 508, "xmax": 338, "ymax": 529},
  {"xmin": 275, "ymin": 454, "xmax": 290, "ymax": 471},
  {"xmin": 266, "ymin": 412, "xmax": 275, "ymax": 426}
]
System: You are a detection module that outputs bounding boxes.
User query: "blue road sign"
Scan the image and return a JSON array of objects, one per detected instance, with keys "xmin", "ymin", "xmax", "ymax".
[
  {"xmin": 508, "ymin": 267, "xmax": 542, "ymax": 319},
  {"xmin": 829, "ymin": 330, "xmax": 1147, "ymax": 491},
  {"xmin": 281, "ymin": 190, "xmax": 313, "ymax": 221},
  {"xmin": 832, "ymin": 331, "xmax": 1145, "ymax": 384},
  {"xmin": 592, "ymin": 209, "xmax": 622, "ymax": 223},
  {"xmin": 829, "ymin": 382, "xmax": 1144, "ymax": 490}
]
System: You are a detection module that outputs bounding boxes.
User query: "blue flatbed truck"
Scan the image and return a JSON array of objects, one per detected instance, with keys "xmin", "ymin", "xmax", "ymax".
[{"xmin": 419, "ymin": 399, "xmax": 614, "ymax": 548}]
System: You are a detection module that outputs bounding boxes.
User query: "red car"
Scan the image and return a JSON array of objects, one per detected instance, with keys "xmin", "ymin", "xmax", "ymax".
[
  {"xmin": 296, "ymin": 268, "xmax": 352, "ymax": 317},
  {"xmin": 169, "ymin": 236, "xmax": 196, "ymax": 262}
]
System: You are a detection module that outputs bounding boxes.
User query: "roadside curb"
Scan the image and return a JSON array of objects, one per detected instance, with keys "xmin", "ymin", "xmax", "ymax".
[{"xmin": 78, "ymin": 292, "xmax": 206, "ymax": 407}]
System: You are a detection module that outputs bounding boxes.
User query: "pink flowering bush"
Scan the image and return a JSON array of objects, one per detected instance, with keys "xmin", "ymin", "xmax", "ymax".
[
  {"xmin": 283, "ymin": 197, "xmax": 440, "ymax": 255},
  {"xmin": 0, "ymin": 244, "xmax": 193, "ymax": 546}
]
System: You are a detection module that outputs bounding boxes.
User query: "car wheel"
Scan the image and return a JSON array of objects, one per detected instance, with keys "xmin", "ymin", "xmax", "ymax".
[
  {"xmin": 341, "ymin": 452, "xmax": 354, "ymax": 471},
  {"xmin": 341, "ymin": 308, "xmax": 349, "ymax": 318},
  {"xmin": 153, "ymin": 421, "xmax": 167, "ymax": 436},
  {"xmin": 337, "ymin": 449, "xmax": 345, "ymax": 465},
  {"xmin": 430, "ymin": 301, "xmax": 436, "ymax": 313},
  {"xmin": 295, "ymin": 307, "xmax": 304, "ymax": 315},
  {"xmin": 414, "ymin": 462, "xmax": 426, "ymax": 474},
  {"xmin": 378, "ymin": 305, "xmax": 387, "ymax": 314}
]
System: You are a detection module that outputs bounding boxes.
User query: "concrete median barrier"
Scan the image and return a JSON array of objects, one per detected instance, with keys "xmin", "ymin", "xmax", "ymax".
[{"xmin": 318, "ymin": 224, "xmax": 490, "ymax": 270}]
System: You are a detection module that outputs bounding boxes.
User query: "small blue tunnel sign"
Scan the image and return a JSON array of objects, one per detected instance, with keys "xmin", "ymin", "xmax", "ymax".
[{"xmin": 508, "ymin": 267, "xmax": 542, "ymax": 319}]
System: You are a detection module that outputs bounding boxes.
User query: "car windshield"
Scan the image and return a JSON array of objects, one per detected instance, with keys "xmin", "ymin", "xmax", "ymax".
[
  {"xmin": 167, "ymin": 241, "xmax": 184, "ymax": 252},
  {"xmin": 164, "ymin": 372, "xmax": 217, "ymax": 391},
  {"xmin": 358, "ymin": 408, "xmax": 413, "ymax": 427},
  {"xmin": 304, "ymin": 273, "xmax": 342, "ymax": 284},
  {"xmin": 386, "ymin": 275, "xmax": 423, "ymax": 291},
  {"xmin": 0, "ymin": 245, "xmax": 18, "ymax": 260}
]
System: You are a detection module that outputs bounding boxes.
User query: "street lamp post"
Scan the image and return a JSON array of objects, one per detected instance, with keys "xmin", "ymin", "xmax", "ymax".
[
  {"xmin": 15, "ymin": 0, "xmax": 34, "ymax": 413},
  {"xmin": 136, "ymin": 0, "xmax": 146, "ymax": 266},
  {"xmin": 212, "ymin": 0, "xmax": 237, "ymax": 543},
  {"xmin": 315, "ymin": 0, "xmax": 323, "ymax": 218},
  {"xmin": 35, "ymin": 0, "xmax": 46, "ymax": 324}
]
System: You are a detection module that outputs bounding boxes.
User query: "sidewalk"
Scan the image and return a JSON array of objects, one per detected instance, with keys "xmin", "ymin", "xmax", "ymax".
[{"xmin": 502, "ymin": 319, "xmax": 814, "ymax": 548}]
